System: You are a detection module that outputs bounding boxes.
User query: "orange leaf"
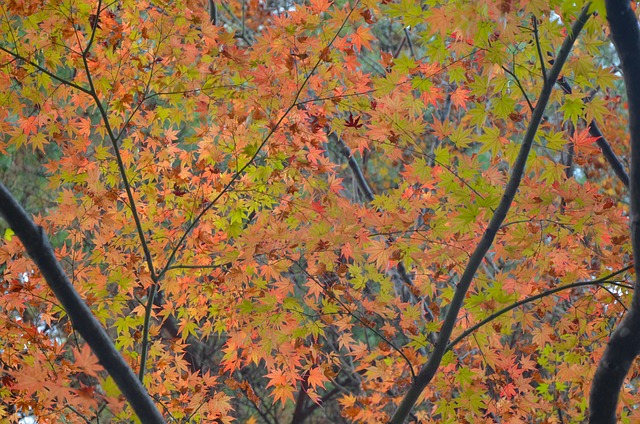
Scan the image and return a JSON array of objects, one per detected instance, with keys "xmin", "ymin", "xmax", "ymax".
[{"xmin": 73, "ymin": 345, "xmax": 104, "ymax": 378}]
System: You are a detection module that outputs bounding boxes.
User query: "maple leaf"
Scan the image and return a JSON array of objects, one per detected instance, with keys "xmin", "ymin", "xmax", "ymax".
[
  {"xmin": 76, "ymin": 384, "xmax": 100, "ymax": 409},
  {"xmin": 327, "ymin": 174, "xmax": 344, "ymax": 193},
  {"xmin": 18, "ymin": 116, "xmax": 37, "ymax": 135},
  {"xmin": 345, "ymin": 113, "xmax": 363, "ymax": 129},
  {"xmin": 307, "ymin": 146, "xmax": 325, "ymax": 164},
  {"xmin": 351, "ymin": 25, "xmax": 373, "ymax": 51},
  {"xmin": 365, "ymin": 239, "xmax": 390, "ymax": 269},
  {"xmin": 164, "ymin": 127, "xmax": 179, "ymax": 143},
  {"xmin": 76, "ymin": 118, "xmax": 92, "ymax": 137},
  {"xmin": 310, "ymin": 200, "xmax": 325, "ymax": 214},
  {"xmin": 450, "ymin": 87, "xmax": 471, "ymax": 110},
  {"xmin": 266, "ymin": 368, "xmax": 296, "ymax": 404},
  {"xmin": 500, "ymin": 382, "xmax": 518, "ymax": 399},
  {"xmin": 309, "ymin": 0, "xmax": 331, "ymax": 13},
  {"xmin": 307, "ymin": 366, "xmax": 328, "ymax": 390},
  {"xmin": 570, "ymin": 128, "xmax": 599, "ymax": 155},
  {"xmin": 265, "ymin": 368, "xmax": 288, "ymax": 387},
  {"xmin": 10, "ymin": 364, "xmax": 47, "ymax": 396},
  {"xmin": 319, "ymin": 47, "xmax": 332, "ymax": 63},
  {"xmin": 271, "ymin": 384, "xmax": 295, "ymax": 405},
  {"xmin": 73, "ymin": 345, "xmax": 104, "ymax": 378}
]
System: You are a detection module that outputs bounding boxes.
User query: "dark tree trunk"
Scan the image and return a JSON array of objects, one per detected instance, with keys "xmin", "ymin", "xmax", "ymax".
[{"xmin": 589, "ymin": 2, "xmax": 640, "ymax": 422}]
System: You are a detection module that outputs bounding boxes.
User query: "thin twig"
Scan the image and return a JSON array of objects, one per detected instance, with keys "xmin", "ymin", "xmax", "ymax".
[
  {"xmin": 532, "ymin": 15, "xmax": 547, "ymax": 83},
  {"xmin": 403, "ymin": 27, "xmax": 415, "ymax": 58},
  {"xmin": 446, "ymin": 266, "xmax": 633, "ymax": 351},
  {"xmin": 502, "ymin": 65, "xmax": 534, "ymax": 112}
]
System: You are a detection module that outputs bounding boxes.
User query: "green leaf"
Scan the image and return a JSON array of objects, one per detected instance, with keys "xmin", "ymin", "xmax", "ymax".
[
  {"xmin": 588, "ymin": 0, "xmax": 606, "ymax": 18},
  {"xmin": 560, "ymin": 94, "xmax": 585, "ymax": 126}
]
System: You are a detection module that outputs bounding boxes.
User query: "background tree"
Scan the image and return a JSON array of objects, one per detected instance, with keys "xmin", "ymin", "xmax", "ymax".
[{"xmin": 0, "ymin": 0, "xmax": 638, "ymax": 423}]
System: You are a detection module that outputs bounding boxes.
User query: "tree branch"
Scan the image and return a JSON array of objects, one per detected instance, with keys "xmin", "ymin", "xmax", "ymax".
[
  {"xmin": 0, "ymin": 183, "xmax": 165, "ymax": 424},
  {"xmin": 0, "ymin": 45, "xmax": 90, "ymax": 94},
  {"xmin": 556, "ymin": 78, "xmax": 630, "ymax": 188},
  {"xmin": 590, "ymin": 1, "xmax": 640, "ymax": 422},
  {"xmin": 447, "ymin": 266, "xmax": 633, "ymax": 352},
  {"xmin": 532, "ymin": 15, "xmax": 547, "ymax": 83},
  {"xmin": 390, "ymin": 6, "xmax": 591, "ymax": 423}
]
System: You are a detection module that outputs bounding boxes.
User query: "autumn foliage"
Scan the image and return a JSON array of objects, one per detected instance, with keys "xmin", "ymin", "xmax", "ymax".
[{"xmin": 0, "ymin": 0, "xmax": 639, "ymax": 422}]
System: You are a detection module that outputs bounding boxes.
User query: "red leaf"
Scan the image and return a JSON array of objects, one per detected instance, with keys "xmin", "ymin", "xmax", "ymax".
[{"xmin": 345, "ymin": 113, "xmax": 363, "ymax": 129}]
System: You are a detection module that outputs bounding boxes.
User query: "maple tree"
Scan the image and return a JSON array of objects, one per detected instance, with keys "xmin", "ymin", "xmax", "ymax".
[{"xmin": 1, "ymin": 0, "xmax": 640, "ymax": 422}]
